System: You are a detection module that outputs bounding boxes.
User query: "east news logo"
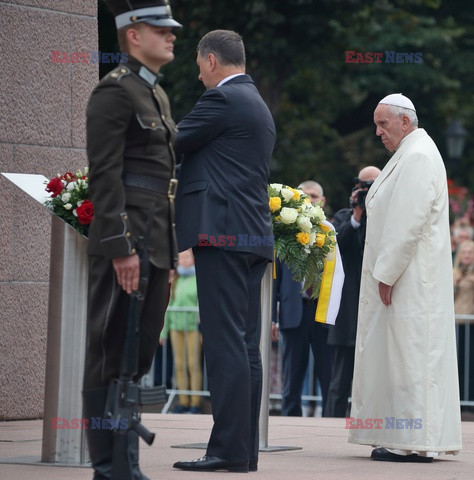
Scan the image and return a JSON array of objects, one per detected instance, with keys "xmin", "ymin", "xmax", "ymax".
[{"xmin": 345, "ymin": 51, "xmax": 423, "ymax": 64}]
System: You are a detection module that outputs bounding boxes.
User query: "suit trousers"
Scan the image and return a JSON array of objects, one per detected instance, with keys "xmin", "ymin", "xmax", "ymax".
[
  {"xmin": 83, "ymin": 254, "xmax": 169, "ymax": 390},
  {"xmin": 193, "ymin": 246, "xmax": 268, "ymax": 463},
  {"xmin": 324, "ymin": 345, "xmax": 355, "ymax": 417},
  {"xmin": 280, "ymin": 300, "xmax": 333, "ymax": 416}
]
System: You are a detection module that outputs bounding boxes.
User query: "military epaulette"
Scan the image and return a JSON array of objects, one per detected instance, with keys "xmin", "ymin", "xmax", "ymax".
[{"xmin": 107, "ymin": 66, "xmax": 131, "ymax": 82}]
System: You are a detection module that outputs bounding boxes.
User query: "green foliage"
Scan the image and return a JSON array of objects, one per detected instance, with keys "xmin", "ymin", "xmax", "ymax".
[
  {"xmin": 268, "ymin": 184, "xmax": 335, "ymax": 297},
  {"xmin": 98, "ymin": 0, "xmax": 474, "ymax": 213}
]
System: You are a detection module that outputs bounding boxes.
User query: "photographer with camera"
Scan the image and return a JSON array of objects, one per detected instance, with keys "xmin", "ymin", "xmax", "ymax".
[{"xmin": 324, "ymin": 166, "xmax": 380, "ymax": 417}]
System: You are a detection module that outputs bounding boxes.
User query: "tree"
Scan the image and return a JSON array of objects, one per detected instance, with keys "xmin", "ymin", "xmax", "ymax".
[{"xmin": 98, "ymin": 0, "xmax": 474, "ymax": 215}]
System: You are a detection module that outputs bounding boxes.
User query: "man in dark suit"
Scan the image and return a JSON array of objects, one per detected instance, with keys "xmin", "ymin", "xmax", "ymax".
[
  {"xmin": 173, "ymin": 30, "xmax": 276, "ymax": 473},
  {"xmin": 324, "ymin": 166, "xmax": 380, "ymax": 417},
  {"xmin": 273, "ymin": 181, "xmax": 334, "ymax": 417},
  {"xmin": 83, "ymin": 1, "xmax": 181, "ymax": 479}
]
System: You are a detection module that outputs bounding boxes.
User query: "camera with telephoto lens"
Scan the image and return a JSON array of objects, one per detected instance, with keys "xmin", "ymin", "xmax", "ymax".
[{"xmin": 349, "ymin": 178, "xmax": 374, "ymax": 209}]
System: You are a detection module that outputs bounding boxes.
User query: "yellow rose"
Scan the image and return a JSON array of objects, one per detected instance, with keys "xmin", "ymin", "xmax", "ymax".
[
  {"xmin": 296, "ymin": 232, "xmax": 310, "ymax": 245},
  {"xmin": 303, "ymin": 197, "xmax": 311, "ymax": 204},
  {"xmin": 290, "ymin": 188, "xmax": 301, "ymax": 201},
  {"xmin": 315, "ymin": 233, "xmax": 325, "ymax": 247},
  {"xmin": 269, "ymin": 196, "xmax": 282, "ymax": 212}
]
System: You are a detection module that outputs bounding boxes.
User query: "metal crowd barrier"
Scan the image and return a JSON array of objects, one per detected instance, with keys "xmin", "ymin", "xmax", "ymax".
[
  {"xmin": 144, "ymin": 310, "xmax": 474, "ymax": 413},
  {"xmin": 456, "ymin": 314, "xmax": 474, "ymax": 407}
]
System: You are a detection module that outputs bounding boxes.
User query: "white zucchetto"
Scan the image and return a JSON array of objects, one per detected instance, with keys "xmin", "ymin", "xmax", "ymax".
[{"xmin": 378, "ymin": 93, "xmax": 416, "ymax": 112}]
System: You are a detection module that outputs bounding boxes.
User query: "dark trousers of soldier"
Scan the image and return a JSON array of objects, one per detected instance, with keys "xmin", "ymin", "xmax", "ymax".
[
  {"xmin": 83, "ymin": 255, "xmax": 169, "ymax": 390},
  {"xmin": 193, "ymin": 246, "xmax": 268, "ymax": 465},
  {"xmin": 82, "ymin": 254, "xmax": 169, "ymax": 480},
  {"xmin": 280, "ymin": 301, "xmax": 333, "ymax": 416},
  {"xmin": 324, "ymin": 345, "xmax": 355, "ymax": 417}
]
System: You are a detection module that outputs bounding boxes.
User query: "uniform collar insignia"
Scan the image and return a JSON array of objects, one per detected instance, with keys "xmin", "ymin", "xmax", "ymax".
[{"xmin": 138, "ymin": 66, "xmax": 162, "ymax": 87}]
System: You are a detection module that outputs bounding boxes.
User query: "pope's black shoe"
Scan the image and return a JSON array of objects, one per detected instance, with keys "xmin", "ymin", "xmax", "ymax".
[
  {"xmin": 173, "ymin": 455, "xmax": 249, "ymax": 472},
  {"xmin": 371, "ymin": 447, "xmax": 433, "ymax": 463}
]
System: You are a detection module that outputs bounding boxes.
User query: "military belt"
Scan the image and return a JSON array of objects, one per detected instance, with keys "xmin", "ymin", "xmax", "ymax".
[{"xmin": 123, "ymin": 173, "xmax": 177, "ymax": 199}]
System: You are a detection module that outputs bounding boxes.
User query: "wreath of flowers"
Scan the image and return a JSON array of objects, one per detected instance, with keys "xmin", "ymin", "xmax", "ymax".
[{"xmin": 268, "ymin": 183, "xmax": 336, "ymax": 298}]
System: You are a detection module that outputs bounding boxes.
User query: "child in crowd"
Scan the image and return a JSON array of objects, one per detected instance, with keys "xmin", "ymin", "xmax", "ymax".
[{"xmin": 160, "ymin": 249, "xmax": 202, "ymax": 413}]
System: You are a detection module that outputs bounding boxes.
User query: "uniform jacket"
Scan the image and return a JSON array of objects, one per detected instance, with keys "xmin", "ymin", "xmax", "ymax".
[
  {"xmin": 86, "ymin": 56, "xmax": 177, "ymax": 268},
  {"xmin": 327, "ymin": 208, "xmax": 365, "ymax": 346},
  {"xmin": 349, "ymin": 128, "xmax": 462, "ymax": 452},
  {"xmin": 174, "ymin": 74, "xmax": 276, "ymax": 260}
]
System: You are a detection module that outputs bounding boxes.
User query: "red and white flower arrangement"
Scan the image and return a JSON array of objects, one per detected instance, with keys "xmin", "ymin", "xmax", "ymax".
[{"xmin": 45, "ymin": 168, "xmax": 93, "ymax": 236}]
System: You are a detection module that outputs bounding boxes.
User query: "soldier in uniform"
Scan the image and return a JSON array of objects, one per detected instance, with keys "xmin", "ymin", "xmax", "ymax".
[{"xmin": 82, "ymin": 1, "xmax": 181, "ymax": 479}]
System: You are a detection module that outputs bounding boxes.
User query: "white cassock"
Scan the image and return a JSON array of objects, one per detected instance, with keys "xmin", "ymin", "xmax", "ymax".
[{"xmin": 348, "ymin": 128, "xmax": 462, "ymax": 455}]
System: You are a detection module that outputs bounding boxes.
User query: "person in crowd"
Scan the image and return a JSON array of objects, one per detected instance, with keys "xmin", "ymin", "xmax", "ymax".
[
  {"xmin": 273, "ymin": 181, "xmax": 334, "ymax": 417},
  {"xmin": 349, "ymin": 93, "xmax": 462, "ymax": 462},
  {"xmin": 173, "ymin": 30, "xmax": 276, "ymax": 473},
  {"xmin": 324, "ymin": 166, "xmax": 380, "ymax": 418},
  {"xmin": 453, "ymin": 239, "xmax": 474, "ymax": 404},
  {"xmin": 452, "ymin": 223, "xmax": 474, "ymax": 259},
  {"xmin": 160, "ymin": 249, "xmax": 202, "ymax": 414},
  {"xmin": 82, "ymin": 1, "xmax": 181, "ymax": 478}
]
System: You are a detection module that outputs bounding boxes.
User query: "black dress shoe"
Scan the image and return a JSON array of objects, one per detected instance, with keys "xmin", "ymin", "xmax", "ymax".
[
  {"xmin": 371, "ymin": 447, "xmax": 433, "ymax": 463},
  {"xmin": 173, "ymin": 455, "xmax": 249, "ymax": 472}
]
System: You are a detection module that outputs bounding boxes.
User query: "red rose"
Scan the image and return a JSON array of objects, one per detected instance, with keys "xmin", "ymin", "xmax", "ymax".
[
  {"xmin": 62, "ymin": 172, "xmax": 76, "ymax": 182},
  {"xmin": 76, "ymin": 200, "xmax": 94, "ymax": 225},
  {"xmin": 46, "ymin": 177, "xmax": 65, "ymax": 197}
]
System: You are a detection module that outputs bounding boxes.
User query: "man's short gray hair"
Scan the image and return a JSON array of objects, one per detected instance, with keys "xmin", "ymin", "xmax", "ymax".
[
  {"xmin": 388, "ymin": 105, "xmax": 419, "ymax": 126},
  {"xmin": 197, "ymin": 30, "xmax": 246, "ymax": 67}
]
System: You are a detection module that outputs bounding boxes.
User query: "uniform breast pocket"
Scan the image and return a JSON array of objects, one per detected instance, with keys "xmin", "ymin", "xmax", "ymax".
[
  {"xmin": 136, "ymin": 114, "xmax": 166, "ymax": 153},
  {"xmin": 136, "ymin": 114, "xmax": 165, "ymax": 131}
]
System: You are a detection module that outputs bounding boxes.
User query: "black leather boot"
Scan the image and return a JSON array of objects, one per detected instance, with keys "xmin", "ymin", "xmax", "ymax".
[
  {"xmin": 82, "ymin": 387, "xmax": 113, "ymax": 480},
  {"xmin": 129, "ymin": 430, "xmax": 150, "ymax": 480}
]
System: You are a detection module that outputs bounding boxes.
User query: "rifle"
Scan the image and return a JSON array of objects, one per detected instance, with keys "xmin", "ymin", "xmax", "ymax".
[{"xmin": 104, "ymin": 235, "xmax": 167, "ymax": 480}]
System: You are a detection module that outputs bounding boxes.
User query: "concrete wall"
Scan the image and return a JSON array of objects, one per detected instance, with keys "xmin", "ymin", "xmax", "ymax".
[{"xmin": 0, "ymin": 0, "xmax": 97, "ymax": 420}]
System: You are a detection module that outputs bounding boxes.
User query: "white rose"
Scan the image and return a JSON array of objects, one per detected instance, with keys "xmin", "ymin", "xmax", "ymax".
[
  {"xmin": 280, "ymin": 188, "xmax": 295, "ymax": 203},
  {"xmin": 280, "ymin": 207, "xmax": 298, "ymax": 224},
  {"xmin": 270, "ymin": 183, "xmax": 283, "ymax": 192},
  {"xmin": 311, "ymin": 205, "xmax": 326, "ymax": 222},
  {"xmin": 300, "ymin": 203, "xmax": 315, "ymax": 216},
  {"xmin": 67, "ymin": 181, "xmax": 77, "ymax": 192},
  {"xmin": 61, "ymin": 192, "xmax": 71, "ymax": 202},
  {"xmin": 297, "ymin": 215, "xmax": 312, "ymax": 233},
  {"xmin": 309, "ymin": 232, "xmax": 316, "ymax": 245},
  {"xmin": 64, "ymin": 203, "xmax": 73, "ymax": 210}
]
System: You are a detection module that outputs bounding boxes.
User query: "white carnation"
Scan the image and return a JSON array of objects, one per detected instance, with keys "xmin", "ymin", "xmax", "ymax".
[
  {"xmin": 67, "ymin": 181, "xmax": 77, "ymax": 192},
  {"xmin": 280, "ymin": 207, "xmax": 298, "ymax": 224},
  {"xmin": 280, "ymin": 188, "xmax": 295, "ymax": 203},
  {"xmin": 297, "ymin": 215, "xmax": 312, "ymax": 233},
  {"xmin": 61, "ymin": 192, "xmax": 71, "ymax": 202}
]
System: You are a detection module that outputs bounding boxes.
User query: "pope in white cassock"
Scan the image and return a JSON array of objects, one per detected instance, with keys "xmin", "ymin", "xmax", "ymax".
[{"xmin": 348, "ymin": 93, "xmax": 462, "ymax": 462}]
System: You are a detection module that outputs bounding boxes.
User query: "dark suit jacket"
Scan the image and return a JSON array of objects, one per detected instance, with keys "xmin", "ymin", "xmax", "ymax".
[
  {"xmin": 174, "ymin": 75, "xmax": 276, "ymax": 260},
  {"xmin": 272, "ymin": 259, "xmax": 303, "ymax": 329},
  {"xmin": 327, "ymin": 208, "xmax": 365, "ymax": 346}
]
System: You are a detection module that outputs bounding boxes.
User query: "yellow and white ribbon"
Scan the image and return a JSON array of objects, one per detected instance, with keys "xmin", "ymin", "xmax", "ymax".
[{"xmin": 315, "ymin": 220, "xmax": 344, "ymax": 325}]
